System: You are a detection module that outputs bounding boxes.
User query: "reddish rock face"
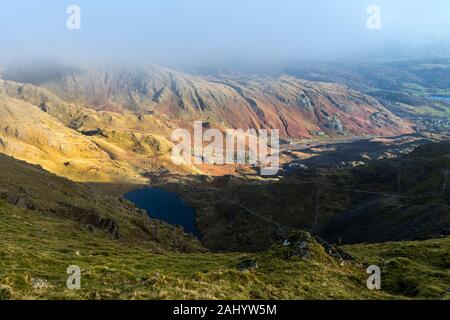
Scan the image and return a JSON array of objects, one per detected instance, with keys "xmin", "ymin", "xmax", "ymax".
[{"xmin": 29, "ymin": 65, "xmax": 414, "ymax": 139}]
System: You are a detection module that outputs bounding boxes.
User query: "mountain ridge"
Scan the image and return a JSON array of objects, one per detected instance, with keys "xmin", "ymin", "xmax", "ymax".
[{"xmin": 3, "ymin": 64, "xmax": 414, "ymax": 139}]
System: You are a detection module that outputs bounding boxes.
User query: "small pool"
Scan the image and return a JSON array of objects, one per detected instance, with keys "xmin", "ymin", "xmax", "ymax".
[{"xmin": 124, "ymin": 188, "xmax": 201, "ymax": 239}]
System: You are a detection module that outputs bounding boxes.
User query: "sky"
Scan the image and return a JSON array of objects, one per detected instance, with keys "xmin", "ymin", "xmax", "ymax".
[{"xmin": 0, "ymin": 0, "xmax": 449, "ymax": 68}]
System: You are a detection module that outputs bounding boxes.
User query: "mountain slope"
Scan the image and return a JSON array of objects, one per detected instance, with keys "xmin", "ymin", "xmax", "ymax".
[
  {"xmin": 0, "ymin": 79, "xmax": 200, "ymax": 181},
  {"xmin": 284, "ymin": 58, "xmax": 450, "ymax": 120},
  {"xmin": 0, "ymin": 64, "xmax": 415, "ymax": 183},
  {"xmin": 0, "ymin": 198, "xmax": 389, "ymax": 300},
  {"xmin": 210, "ymin": 76, "xmax": 414, "ymax": 137},
  {"xmin": 1, "ymin": 189, "xmax": 448, "ymax": 299},
  {"xmin": 344, "ymin": 237, "xmax": 450, "ymax": 299},
  {"xmin": 0, "ymin": 152, "xmax": 202, "ymax": 251},
  {"xmin": 0, "ymin": 153, "xmax": 392, "ymax": 300},
  {"xmin": 0, "ymin": 94, "xmax": 146, "ymax": 183},
  {"xmin": 6, "ymin": 65, "xmax": 414, "ymax": 139}
]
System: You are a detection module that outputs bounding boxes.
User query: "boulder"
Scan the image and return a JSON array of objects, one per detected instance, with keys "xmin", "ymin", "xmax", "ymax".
[{"xmin": 237, "ymin": 257, "xmax": 258, "ymax": 272}]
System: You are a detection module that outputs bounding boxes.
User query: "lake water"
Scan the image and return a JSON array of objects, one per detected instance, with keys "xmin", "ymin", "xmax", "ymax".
[{"xmin": 124, "ymin": 188, "xmax": 201, "ymax": 239}]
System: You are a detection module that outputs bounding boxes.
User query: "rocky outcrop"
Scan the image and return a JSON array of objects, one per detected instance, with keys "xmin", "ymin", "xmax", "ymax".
[
  {"xmin": 0, "ymin": 187, "xmax": 121, "ymax": 239},
  {"xmin": 0, "ymin": 189, "xmax": 38, "ymax": 211},
  {"xmin": 52, "ymin": 204, "xmax": 121, "ymax": 240},
  {"xmin": 280, "ymin": 231, "xmax": 353, "ymax": 263},
  {"xmin": 236, "ymin": 257, "xmax": 258, "ymax": 272}
]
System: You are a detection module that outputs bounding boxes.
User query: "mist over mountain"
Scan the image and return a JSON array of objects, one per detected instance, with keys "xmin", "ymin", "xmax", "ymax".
[{"xmin": 1, "ymin": 1, "xmax": 450, "ymax": 66}]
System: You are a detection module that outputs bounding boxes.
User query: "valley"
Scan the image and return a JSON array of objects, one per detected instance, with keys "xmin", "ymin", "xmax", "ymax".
[
  {"xmin": 0, "ymin": 60, "xmax": 448, "ymax": 301},
  {"xmin": 153, "ymin": 139, "xmax": 449, "ymax": 251}
]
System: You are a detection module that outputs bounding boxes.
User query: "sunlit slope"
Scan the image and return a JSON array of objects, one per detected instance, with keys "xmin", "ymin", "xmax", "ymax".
[
  {"xmin": 0, "ymin": 94, "xmax": 143, "ymax": 182},
  {"xmin": 0, "ymin": 62, "xmax": 416, "ymax": 183},
  {"xmin": 0, "ymin": 79, "xmax": 201, "ymax": 181}
]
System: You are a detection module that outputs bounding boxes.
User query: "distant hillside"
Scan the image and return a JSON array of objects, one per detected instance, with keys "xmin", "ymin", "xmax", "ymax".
[
  {"xmin": 0, "ymin": 79, "xmax": 198, "ymax": 182},
  {"xmin": 316, "ymin": 141, "xmax": 450, "ymax": 244},
  {"xmin": 284, "ymin": 58, "xmax": 450, "ymax": 119},
  {"xmin": 3, "ymin": 64, "xmax": 414, "ymax": 139},
  {"xmin": 0, "ymin": 64, "xmax": 416, "ymax": 183},
  {"xmin": 0, "ymin": 92, "xmax": 144, "ymax": 183}
]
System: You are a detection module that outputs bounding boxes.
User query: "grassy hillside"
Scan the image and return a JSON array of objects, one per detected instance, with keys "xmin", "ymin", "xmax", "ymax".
[
  {"xmin": 0, "ymin": 200, "xmax": 374, "ymax": 300},
  {"xmin": 345, "ymin": 238, "xmax": 450, "ymax": 299},
  {"xmin": 1, "ymin": 198, "xmax": 449, "ymax": 300},
  {"xmin": 0, "ymin": 153, "xmax": 203, "ymax": 251},
  {"xmin": 0, "ymin": 152, "xmax": 448, "ymax": 300}
]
